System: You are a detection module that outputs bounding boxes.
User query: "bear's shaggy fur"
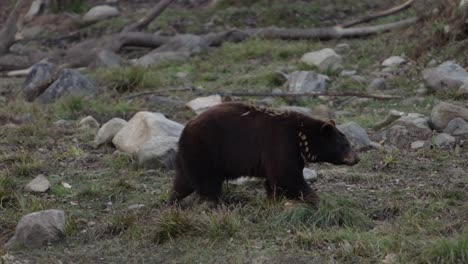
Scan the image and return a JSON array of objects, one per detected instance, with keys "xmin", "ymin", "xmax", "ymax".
[{"xmin": 169, "ymin": 102, "xmax": 359, "ymax": 204}]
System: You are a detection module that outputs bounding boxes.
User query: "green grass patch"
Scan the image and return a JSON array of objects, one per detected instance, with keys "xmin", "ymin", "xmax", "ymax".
[
  {"xmin": 152, "ymin": 209, "xmax": 198, "ymax": 244},
  {"xmin": 274, "ymin": 195, "xmax": 373, "ymax": 230},
  {"xmin": 418, "ymin": 233, "xmax": 468, "ymax": 264}
]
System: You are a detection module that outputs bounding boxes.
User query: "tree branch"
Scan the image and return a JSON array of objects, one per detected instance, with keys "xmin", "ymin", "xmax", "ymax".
[
  {"xmin": 122, "ymin": 0, "xmax": 176, "ymax": 32},
  {"xmin": 0, "ymin": 0, "xmax": 31, "ymax": 55},
  {"xmin": 339, "ymin": 0, "xmax": 414, "ymax": 28}
]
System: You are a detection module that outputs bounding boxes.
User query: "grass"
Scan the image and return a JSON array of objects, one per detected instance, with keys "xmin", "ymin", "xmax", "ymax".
[{"xmin": 1, "ymin": 0, "xmax": 468, "ymax": 262}]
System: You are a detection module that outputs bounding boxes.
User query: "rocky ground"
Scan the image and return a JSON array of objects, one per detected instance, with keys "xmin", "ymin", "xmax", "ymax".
[{"xmin": 1, "ymin": 0, "xmax": 467, "ymax": 263}]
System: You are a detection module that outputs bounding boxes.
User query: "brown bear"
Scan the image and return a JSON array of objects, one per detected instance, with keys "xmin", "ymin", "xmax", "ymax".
[{"xmin": 169, "ymin": 102, "xmax": 359, "ymax": 205}]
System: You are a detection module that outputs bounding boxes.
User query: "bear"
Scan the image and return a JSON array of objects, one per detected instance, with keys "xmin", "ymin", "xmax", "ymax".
[{"xmin": 169, "ymin": 102, "xmax": 359, "ymax": 205}]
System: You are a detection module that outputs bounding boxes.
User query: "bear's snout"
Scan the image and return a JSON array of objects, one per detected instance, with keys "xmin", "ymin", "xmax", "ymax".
[{"xmin": 343, "ymin": 151, "xmax": 360, "ymax": 166}]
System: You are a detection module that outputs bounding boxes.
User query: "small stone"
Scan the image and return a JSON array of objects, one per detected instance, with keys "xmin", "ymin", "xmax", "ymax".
[
  {"xmin": 287, "ymin": 71, "xmax": 329, "ymax": 93},
  {"xmin": 300, "ymin": 48, "xmax": 343, "ymax": 71},
  {"xmin": 25, "ymin": 174, "xmax": 50, "ymax": 193},
  {"xmin": 381, "ymin": 56, "xmax": 406, "ymax": 67},
  {"xmin": 87, "ymin": 221, "xmax": 96, "ymax": 227},
  {"xmin": 434, "ymin": 133, "xmax": 455, "ymax": 147},
  {"xmin": 339, "ymin": 70, "xmax": 357, "ymax": 77},
  {"xmin": 335, "ymin": 43, "xmax": 350, "ymax": 54},
  {"xmin": 411, "ymin": 140, "xmax": 426, "ymax": 149},
  {"xmin": 128, "ymin": 204, "xmax": 145, "ymax": 210},
  {"xmin": 272, "ymin": 88, "xmax": 283, "ymax": 94},
  {"xmin": 337, "ymin": 122, "xmax": 373, "ymax": 150},
  {"xmin": 54, "ymin": 119, "xmax": 75, "ymax": 128},
  {"xmin": 368, "ymin": 78, "xmax": 386, "ymax": 90},
  {"xmin": 83, "ymin": 5, "xmax": 120, "ymax": 23},
  {"xmin": 94, "ymin": 118, "xmax": 127, "ymax": 147},
  {"xmin": 79, "ymin": 116, "xmax": 99, "ymax": 130},
  {"xmin": 303, "ymin": 168, "xmax": 318, "ymax": 182},
  {"xmin": 186, "ymin": 95, "xmax": 223, "ymax": 115},
  {"xmin": 443, "ymin": 118, "xmax": 468, "ymax": 136}
]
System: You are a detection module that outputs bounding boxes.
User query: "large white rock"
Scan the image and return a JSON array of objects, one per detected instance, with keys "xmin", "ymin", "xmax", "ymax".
[
  {"xmin": 83, "ymin": 5, "xmax": 120, "ymax": 23},
  {"xmin": 300, "ymin": 48, "xmax": 342, "ymax": 71},
  {"xmin": 94, "ymin": 118, "xmax": 127, "ymax": 147},
  {"xmin": 6, "ymin": 210, "xmax": 65, "ymax": 249},
  {"xmin": 186, "ymin": 95, "xmax": 222, "ymax": 114},
  {"xmin": 430, "ymin": 101, "xmax": 468, "ymax": 131},
  {"xmin": 24, "ymin": 174, "xmax": 50, "ymax": 193},
  {"xmin": 287, "ymin": 71, "xmax": 329, "ymax": 93},
  {"xmin": 112, "ymin": 111, "xmax": 183, "ymax": 154}
]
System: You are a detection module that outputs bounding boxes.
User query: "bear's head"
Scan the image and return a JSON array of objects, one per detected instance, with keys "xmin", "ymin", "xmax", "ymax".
[{"xmin": 298, "ymin": 120, "xmax": 359, "ymax": 166}]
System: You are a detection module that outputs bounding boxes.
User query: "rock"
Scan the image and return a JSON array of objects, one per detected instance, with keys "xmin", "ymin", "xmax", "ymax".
[
  {"xmin": 95, "ymin": 49, "xmax": 126, "ymax": 68},
  {"xmin": 24, "ymin": 174, "xmax": 50, "ymax": 193},
  {"xmin": 112, "ymin": 112, "xmax": 184, "ymax": 155},
  {"xmin": 6, "ymin": 209, "xmax": 65, "ymax": 249},
  {"xmin": 94, "ymin": 118, "xmax": 128, "ymax": 147},
  {"xmin": 136, "ymin": 136, "xmax": 179, "ymax": 170},
  {"xmin": 303, "ymin": 168, "xmax": 318, "ymax": 182},
  {"xmin": 411, "ymin": 140, "xmax": 426, "ymax": 150},
  {"xmin": 458, "ymin": 83, "xmax": 468, "ymax": 95},
  {"xmin": 133, "ymin": 51, "xmax": 190, "ymax": 67},
  {"xmin": 128, "ymin": 204, "xmax": 145, "ymax": 210},
  {"xmin": 78, "ymin": 116, "xmax": 99, "ymax": 130},
  {"xmin": 256, "ymin": 97, "xmax": 276, "ymax": 106},
  {"xmin": 443, "ymin": 118, "xmax": 468, "ymax": 136},
  {"xmin": 430, "ymin": 102, "xmax": 468, "ymax": 131},
  {"xmin": 272, "ymin": 88, "xmax": 283, "ymax": 94},
  {"xmin": 368, "ymin": 78, "xmax": 386, "ymax": 90},
  {"xmin": 311, "ymin": 104, "xmax": 334, "ymax": 120},
  {"xmin": 334, "ymin": 43, "xmax": 350, "ymax": 54},
  {"xmin": 372, "ymin": 109, "xmax": 405, "ymax": 131},
  {"xmin": 83, "ymin": 5, "xmax": 120, "ymax": 23},
  {"xmin": 186, "ymin": 95, "xmax": 222, "ymax": 114},
  {"xmin": 422, "ymin": 61, "xmax": 468, "ymax": 93},
  {"xmin": 300, "ymin": 48, "xmax": 343, "ymax": 71},
  {"xmin": 381, "ymin": 56, "xmax": 406, "ymax": 67},
  {"xmin": 395, "ymin": 113, "xmax": 432, "ymax": 131},
  {"xmin": 339, "ymin": 70, "xmax": 356, "ymax": 77},
  {"xmin": 37, "ymin": 69, "xmax": 97, "ymax": 104},
  {"xmin": 286, "ymin": 71, "xmax": 329, "ymax": 93},
  {"xmin": 278, "ymin": 106, "xmax": 312, "ymax": 116},
  {"xmin": 373, "ymin": 113, "xmax": 433, "ymax": 149},
  {"xmin": 434, "ymin": 133, "xmax": 455, "ymax": 148},
  {"xmin": 22, "ymin": 61, "xmax": 57, "ymax": 102},
  {"xmin": 337, "ymin": 122, "xmax": 373, "ymax": 150},
  {"xmin": 146, "ymin": 95, "xmax": 184, "ymax": 108}
]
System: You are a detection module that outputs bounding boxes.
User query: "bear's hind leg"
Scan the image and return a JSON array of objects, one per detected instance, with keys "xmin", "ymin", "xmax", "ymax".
[{"xmin": 196, "ymin": 175, "xmax": 223, "ymax": 204}]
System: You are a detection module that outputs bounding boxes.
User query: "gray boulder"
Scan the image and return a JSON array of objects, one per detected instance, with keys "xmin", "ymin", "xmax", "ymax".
[
  {"xmin": 430, "ymin": 101, "xmax": 468, "ymax": 131},
  {"xmin": 423, "ymin": 61, "xmax": 468, "ymax": 93},
  {"xmin": 83, "ymin": 5, "xmax": 120, "ymax": 23},
  {"xmin": 301, "ymin": 48, "xmax": 343, "ymax": 71},
  {"xmin": 303, "ymin": 168, "xmax": 318, "ymax": 182},
  {"xmin": 133, "ymin": 51, "xmax": 190, "ymax": 67},
  {"xmin": 287, "ymin": 71, "xmax": 329, "ymax": 93},
  {"xmin": 95, "ymin": 49, "xmax": 126, "ymax": 68},
  {"xmin": 334, "ymin": 43, "xmax": 350, "ymax": 54},
  {"xmin": 373, "ymin": 113, "xmax": 433, "ymax": 149},
  {"xmin": 22, "ymin": 61, "xmax": 57, "ymax": 102},
  {"xmin": 136, "ymin": 136, "xmax": 179, "ymax": 170},
  {"xmin": 443, "ymin": 118, "xmax": 468, "ymax": 136},
  {"xmin": 6, "ymin": 210, "xmax": 65, "ymax": 249},
  {"xmin": 37, "ymin": 69, "xmax": 97, "ymax": 104},
  {"xmin": 368, "ymin": 78, "xmax": 387, "ymax": 90},
  {"xmin": 24, "ymin": 174, "xmax": 50, "ymax": 193},
  {"xmin": 434, "ymin": 133, "xmax": 456, "ymax": 148},
  {"xmin": 94, "ymin": 118, "xmax": 128, "ymax": 147},
  {"xmin": 337, "ymin": 122, "xmax": 373, "ymax": 150}
]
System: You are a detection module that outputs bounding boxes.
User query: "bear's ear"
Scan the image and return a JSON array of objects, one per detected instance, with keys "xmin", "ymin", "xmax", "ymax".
[
  {"xmin": 329, "ymin": 120, "xmax": 336, "ymax": 126},
  {"xmin": 320, "ymin": 123, "xmax": 335, "ymax": 137}
]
